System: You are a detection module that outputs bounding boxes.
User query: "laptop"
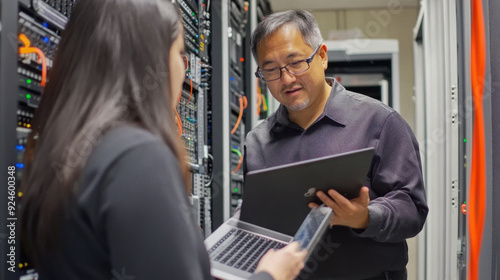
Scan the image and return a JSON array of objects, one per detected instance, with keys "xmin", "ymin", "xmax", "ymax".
[
  {"xmin": 204, "ymin": 147, "xmax": 374, "ymax": 279},
  {"xmin": 240, "ymin": 147, "xmax": 374, "ymax": 236},
  {"xmin": 204, "ymin": 205, "xmax": 333, "ymax": 280}
]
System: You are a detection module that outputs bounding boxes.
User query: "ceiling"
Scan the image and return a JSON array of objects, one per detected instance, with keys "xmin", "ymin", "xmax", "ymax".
[{"xmin": 269, "ymin": 0, "xmax": 419, "ymax": 11}]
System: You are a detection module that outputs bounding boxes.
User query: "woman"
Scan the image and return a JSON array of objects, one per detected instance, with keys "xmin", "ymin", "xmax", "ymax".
[{"xmin": 19, "ymin": 0, "xmax": 306, "ymax": 279}]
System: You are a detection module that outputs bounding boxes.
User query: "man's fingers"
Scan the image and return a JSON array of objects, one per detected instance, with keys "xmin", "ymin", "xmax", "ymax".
[
  {"xmin": 327, "ymin": 189, "xmax": 350, "ymax": 207},
  {"xmin": 360, "ymin": 186, "xmax": 370, "ymax": 204},
  {"xmin": 350, "ymin": 186, "xmax": 370, "ymax": 206},
  {"xmin": 308, "ymin": 202, "xmax": 319, "ymax": 209},
  {"xmin": 316, "ymin": 191, "xmax": 338, "ymax": 210}
]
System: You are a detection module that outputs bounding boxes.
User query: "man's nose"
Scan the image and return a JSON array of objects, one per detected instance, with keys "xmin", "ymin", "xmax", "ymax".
[{"xmin": 279, "ymin": 67, "xmax": 297, "ymax": 84}]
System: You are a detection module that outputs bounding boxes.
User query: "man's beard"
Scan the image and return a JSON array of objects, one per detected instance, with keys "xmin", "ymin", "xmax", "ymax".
[{"xmin": 287, "ymin": 98, "xmax": 310, "ymax": 111}]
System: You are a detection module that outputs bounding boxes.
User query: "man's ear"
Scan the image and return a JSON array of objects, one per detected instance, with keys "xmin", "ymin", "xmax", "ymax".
[{"xmin": 319, "ymin": 44, "xmax": 328, "ymax": 70}]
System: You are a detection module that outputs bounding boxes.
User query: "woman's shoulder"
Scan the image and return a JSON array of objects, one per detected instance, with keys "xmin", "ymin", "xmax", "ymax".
[
  {"xmin": 92, "ymin": 125, "xmax": 167, "ymax": 162},
  {"xmin": 78, "ymin": 125, "xmax": 174, "ymax": 194},
  {"xmin": 99, "ymin": 125, "xmax": 160, "ymax": 150}
]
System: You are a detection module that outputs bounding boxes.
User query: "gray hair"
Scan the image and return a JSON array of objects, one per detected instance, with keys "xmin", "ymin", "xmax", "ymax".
[{"xmin": 251, "ymin": 10, "xmax": 323, "ymax": 61}]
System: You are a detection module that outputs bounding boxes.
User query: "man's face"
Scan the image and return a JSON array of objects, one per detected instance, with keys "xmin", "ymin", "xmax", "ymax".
[{"xmin": 256, "ymin": 24, "xmax": 328, "ymax": 112}]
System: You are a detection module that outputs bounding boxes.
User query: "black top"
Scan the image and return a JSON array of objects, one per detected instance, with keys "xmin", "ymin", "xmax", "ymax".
[
  {"xmin": 38, "ymin": 126, "xmax": 273, "ymax": 280},
  {"xmin": 244, "ymin": 79, "xmax": 428, "ymax": 279}
]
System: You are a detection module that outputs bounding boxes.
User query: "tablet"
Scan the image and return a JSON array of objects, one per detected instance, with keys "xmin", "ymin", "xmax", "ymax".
[
  {"xmin": 292, "ymin": 205, "xmax": 333, "ymax": 259},
  {"xmin": 240, "ymin": 147, "xmax": 374, "ymax": 236}
]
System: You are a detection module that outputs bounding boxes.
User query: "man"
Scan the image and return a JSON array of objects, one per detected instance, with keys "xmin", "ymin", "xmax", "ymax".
[{"xmin": 244, "ymin": 10, "xmax": 428, "ymax": 280}]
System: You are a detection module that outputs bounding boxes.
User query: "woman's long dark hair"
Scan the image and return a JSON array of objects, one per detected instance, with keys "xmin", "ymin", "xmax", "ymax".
[{"xmin": 20, "ymin": 0, "xmax": 189, "ymax": 265}]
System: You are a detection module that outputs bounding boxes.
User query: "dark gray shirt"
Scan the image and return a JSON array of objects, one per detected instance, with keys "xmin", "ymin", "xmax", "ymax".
[
  {"xmin": 38, "ymin": 126, "xmax": 273, "ymax": 280},
  {"xmin": 244, "ymin": 79, "xmax": 428, "ymax": 279}
]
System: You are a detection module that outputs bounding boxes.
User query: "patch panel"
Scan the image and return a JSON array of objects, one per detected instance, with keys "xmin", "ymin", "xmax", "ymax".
[
  {"xmin": 183, "ymin": 23, "xmax": 200, "ymax": 48},
  {"xmin": 233, "ymin": 0, "xmax": 246, "ymax": 11},
  {"xmin": 188, "ymin": 52, "xmax": 202, "ymax": 85},
  {"xmin": 193, "ymin": 173, "xmax": 212, "ymax": 237},
  {"xmin": 19, "ymin": 73, "xmax": 43, "ymax": 94},
  {"xmin": 229, "ymin": 68, "xmax": 242, "ymax": 90},
  {"xmin": 32, "ymin": 0, "xmax": 70, "ymax": 30},
  {"xmin": 229, "ymin": 19, "xmax": 244, "ymax": 74},
  {"xmin": 177, "ymin": 89, "xmax": 199, "ymax": 164},
  {"xmin": 191, "ymin": 195, "xmax": 201, "ymax": 228},
  {"xmin": 174, "ymin": 1, "xmax": 212, "ymax": 232},
  {"xmin": 181, "ymin": 11, "xmax": 199, "ymax": 37},
  {"xmin": 204, "ymin": 197, "xmax": 212, "ymax": 237},
  {"xmin": 230, "ymin": 130, "xmax": 241, "ymax": 143},
  {"xmin": 197, "ymin": 90, "xmax": 206, "ymax": 165},
  {"xmin": 182, "ymin": 0, "xmax": 199, "ymax": 13},
  {"xmin": 15, "ymin": 138, "xmax": 28, "ymax": 181},
  {"xmin": 38, "ymin": 0, "xmax": 78, "ymax": 17},
  {"xmin": 19, "ymin": 89, "xmax": 41, "ymax": 109},
  {"xmin": 185, "ymin": 39, "xmax": 199, "ymax": 55},
  {"xmin": 18, "ymin": 12, "xmax": 60, "ymax": 73},
  {"xmin": 230, "ymin": 2, "xmax": 244, "ymax": 24},
  {"xmin": 178, "ymin": 0, "xmax": 198, "ymax": 23},
  {"xmin": 17, "ymin": 106, "xmax": 35, "ymax": 129},
  {"xmin": 230, "ymin": 154, "xmax": 241, "ymax": 170},
  {"xmin": 230, "ymin": 179, "xmax": 243, "ymax": 196}
]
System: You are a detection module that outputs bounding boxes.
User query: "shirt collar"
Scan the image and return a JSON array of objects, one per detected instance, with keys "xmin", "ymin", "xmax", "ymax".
[
  {"xmin": 323, "ymin": 77, "xmax": 348, "ymax": 126},
  {"xmin": 270, "ymin": 77, "xmax": 347, "ymax": 133}
]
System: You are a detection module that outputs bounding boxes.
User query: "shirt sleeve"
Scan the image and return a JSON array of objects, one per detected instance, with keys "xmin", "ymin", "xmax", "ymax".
[
  {"xmin": 357, "ymin": 112, "xmax": 429, "ymax": 242},
  {"xmin": 97, "ymin": 141, "xmax": 213, "ymax": 280}
]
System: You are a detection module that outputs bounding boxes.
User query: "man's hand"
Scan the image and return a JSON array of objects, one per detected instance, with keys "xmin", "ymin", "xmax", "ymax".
[{"xmin": 309, "ymin": 186, "xmax": 370, "ymax": 229}]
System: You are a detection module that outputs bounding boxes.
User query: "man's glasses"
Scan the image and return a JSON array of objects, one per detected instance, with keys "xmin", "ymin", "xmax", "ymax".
[{"xmin": 254, "ymin": 44, "xmax": 321, "ymax": 82}]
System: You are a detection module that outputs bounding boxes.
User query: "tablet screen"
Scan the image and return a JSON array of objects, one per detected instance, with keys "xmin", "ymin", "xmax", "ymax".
[{"xmin": 292, "ymin": 206, "xmax": 331, "ymax": 250}]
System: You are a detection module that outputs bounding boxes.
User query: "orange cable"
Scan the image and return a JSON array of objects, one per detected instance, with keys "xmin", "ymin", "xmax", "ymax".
[
  {"xmin": 231, "ymin": 95, "xmax": 244, "ymax": 135},
  {"xmin": 230, "ymin": 148, "xmax": 243, "ymax": 174},
  {"xmin": 175, "ymin": 89, "xmax": 183, "ymax": 138},
  {"xmin": 175, "ymin": 108, "xmax": 183, "ymax": 138},
  {"xmin": 242, "ymin": 95, "xmax": 248, "ymax": 109},
  {"xmin": 19, "ymin": 34, "xmax": 47, "ymax": 87},
  {"xmin": 468, "ymin": 0, "xmax": 487, "ymax": 280},
  {"xmin": 231, "ymin": 155, "xmax": 243, "ymax": 174}
]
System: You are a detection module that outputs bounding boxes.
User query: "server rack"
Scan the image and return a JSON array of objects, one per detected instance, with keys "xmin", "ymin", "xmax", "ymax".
[
  {"xmin": 1, "ymin": 1, "xmax": 78, "ymax": 278},
  {"xmin": 1, "ymin": 0, "xmax": 22, "ymax": 279},
  {"xmin": 413, "ymin": 0, "xmax": 473, "ymax": 279},
  {"xmin": 245, "ymin": 0, "xmax": 273, "ymax": 130},
  {"xmin": 210, "ymin": 0, "xmax": 272, "ymax": 228},
  {"xmin": 211, "ymin": 0, "xmax": 248, "ymax": 227},
  {"xmin": 325, "ymin": 39, "xmax": 400, "ymax": 111},
  {"xmin": 175, "ymin": 0, "xmax": 214, "ymax": 238},
  {"xmin": 1, "ymin": 1, "xmax": 214, "ymax": 278}
]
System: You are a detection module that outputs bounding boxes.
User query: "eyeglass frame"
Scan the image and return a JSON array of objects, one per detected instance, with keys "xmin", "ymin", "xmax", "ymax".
[{"xmin": 254, "ymin": 44, "xmax": 322, "ymax": 82}]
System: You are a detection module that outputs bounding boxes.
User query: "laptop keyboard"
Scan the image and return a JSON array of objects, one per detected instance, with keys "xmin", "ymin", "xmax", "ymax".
[{"xmin": 208, "ymin": 229, "xmax": 287, "ymax": 273}]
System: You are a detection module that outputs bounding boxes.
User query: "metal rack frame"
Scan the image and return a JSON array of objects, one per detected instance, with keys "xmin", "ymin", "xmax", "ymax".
[{"xmin": 1, "ymin": 2, "xmax": 22, "ymax": 280}]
